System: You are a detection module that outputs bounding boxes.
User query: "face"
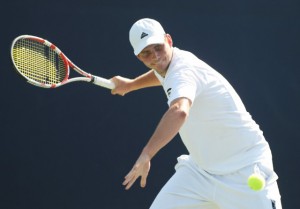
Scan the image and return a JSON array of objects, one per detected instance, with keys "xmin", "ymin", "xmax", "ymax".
[{"xmin": 137, "ymin": 34, "xmax": 173, "ymax": 77}]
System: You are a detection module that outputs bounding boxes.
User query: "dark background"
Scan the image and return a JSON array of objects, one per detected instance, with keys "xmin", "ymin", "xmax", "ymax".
[{"xmin": 1, "ymin": 0, "xmax": 299, "ymax": 208}]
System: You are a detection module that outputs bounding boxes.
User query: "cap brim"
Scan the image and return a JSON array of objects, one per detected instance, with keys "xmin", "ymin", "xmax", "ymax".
[{"xmin": 134, "ymin": 35, "xmax": 165, "ymax": 55}]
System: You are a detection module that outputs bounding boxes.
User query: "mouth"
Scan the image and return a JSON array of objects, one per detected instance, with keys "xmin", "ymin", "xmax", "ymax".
[{"xmin": 151, "ymin": 58, "xmax": 163, "ymax": 66}]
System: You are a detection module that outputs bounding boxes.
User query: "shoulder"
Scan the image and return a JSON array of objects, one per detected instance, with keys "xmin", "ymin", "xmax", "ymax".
[
  {"xmin": 167, "ymin": 48, "xmax": 208, "ymax": 82},
  {"xmin": 172, "ymin": 47, "xmax": 197, "ymax": 62},
  {"xmin": 170, "ymin": 47, "xmax": 207, "ymax": 71}
]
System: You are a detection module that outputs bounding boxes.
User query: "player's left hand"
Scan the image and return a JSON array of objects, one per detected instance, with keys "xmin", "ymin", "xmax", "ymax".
[{"xmin": 123, "ymin": 153, "xmax": 151, "ymax": 190}]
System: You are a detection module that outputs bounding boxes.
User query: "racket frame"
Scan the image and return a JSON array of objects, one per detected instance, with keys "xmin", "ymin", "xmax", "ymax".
[{"xmin": 11, "ymin": 35, "xmax": 115, "ymax": 89}]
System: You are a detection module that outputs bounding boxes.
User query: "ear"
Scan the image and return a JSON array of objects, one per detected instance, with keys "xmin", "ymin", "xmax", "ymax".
[{"xmin": 165, "ymin": 34, "xmax": 173, "ymax": 47}]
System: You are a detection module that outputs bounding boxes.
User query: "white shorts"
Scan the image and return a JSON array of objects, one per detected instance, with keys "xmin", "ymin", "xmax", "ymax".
[{"xmin": 150, "ymin": 155, "xmax": 282, "ymax": 209}]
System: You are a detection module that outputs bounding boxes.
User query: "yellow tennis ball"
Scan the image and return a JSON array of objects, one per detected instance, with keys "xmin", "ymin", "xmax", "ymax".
[{"xmin": 247, "ymin": 174, "xmax": 266, "ymax": 191}]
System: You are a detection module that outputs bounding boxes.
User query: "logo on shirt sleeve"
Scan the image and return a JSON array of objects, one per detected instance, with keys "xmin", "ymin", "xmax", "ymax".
[
  {"xmin": 271, "ymin": 200, "xmax": 276, "ymax": 209},
  {"xmin": 167, "ymin": 88, "xmax": 172, "ymax": 97}
]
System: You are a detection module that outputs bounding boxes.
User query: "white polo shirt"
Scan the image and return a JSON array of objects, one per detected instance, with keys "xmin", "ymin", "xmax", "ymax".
[{"xmin": 154, "ymin": 47, "xmax": 273, "ymax": 174}]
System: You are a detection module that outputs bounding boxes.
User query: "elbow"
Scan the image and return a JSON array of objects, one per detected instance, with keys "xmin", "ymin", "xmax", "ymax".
[
  {"xmin": 172, "ymin": 105, "xmax": 189, "ymax": 121},
  {"xmin": 169, "ymin": 97, "xmax": 192, "ymax": 121},
  {"xmin": 179, "ymin": 109, "xmax": 189, "ymax": 120}
]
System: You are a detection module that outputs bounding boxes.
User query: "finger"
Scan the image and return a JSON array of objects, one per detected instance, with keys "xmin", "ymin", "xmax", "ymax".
[
  {"xmin": 123, "ymin": 175, "xmax": 138, "ymax": 190},
  {"xmin": 125, "ymin": 179, "xmax": 135, "ymax": 190},
  {"xmin": 124, "ymin": 166, "xmax": 137, "ymax": 180},
  {"xmin": 140, "ymin": 174, "xmax": 148, "ymax": 188},
  {"xmin": 140, "ymin": 166, "xmax": 149, "ymax": 188},
  {"xmin": 122, "ymin": 174, "xmax": 134, "ymax": 186},
  {"xmin": 111, "ymin": 89, "xmax": 117, "ymax": 95},
  {"xmin": 122, "ymin": 169, "xmax": 136, "ymax": 186}
]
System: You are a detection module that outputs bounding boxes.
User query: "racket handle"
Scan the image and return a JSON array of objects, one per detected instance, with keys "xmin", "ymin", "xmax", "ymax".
[{"xmin": 92, "ymin": 76, "xmax": 115, "ymax": 89}]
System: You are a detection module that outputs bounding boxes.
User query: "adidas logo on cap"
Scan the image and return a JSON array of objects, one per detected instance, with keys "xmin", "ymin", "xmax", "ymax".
[{"xmin": 141, "ymin": 32, "xmax": 148, "ymax": 39}]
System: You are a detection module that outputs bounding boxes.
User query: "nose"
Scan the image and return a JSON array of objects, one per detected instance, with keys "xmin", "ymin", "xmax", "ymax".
[{"xmin": 152, "ymin": 50, "xmax": 160, "ymax": 60}]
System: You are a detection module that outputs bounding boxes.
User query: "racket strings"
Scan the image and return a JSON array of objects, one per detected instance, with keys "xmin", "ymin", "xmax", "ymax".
[{"xmin": 12, "ymin": 39, "xmax": 67, "ymax": 84}]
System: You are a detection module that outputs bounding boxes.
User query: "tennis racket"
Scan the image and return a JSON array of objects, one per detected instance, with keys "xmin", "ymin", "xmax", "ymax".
[{"xmin": 11, "ymin": 35, "xmax": 115, "ymax": 89}]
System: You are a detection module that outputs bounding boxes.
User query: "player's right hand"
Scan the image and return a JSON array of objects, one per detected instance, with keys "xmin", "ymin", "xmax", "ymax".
[{"xmin": 110, "ymin": 76, "xmax": 133, "ymax": 96}]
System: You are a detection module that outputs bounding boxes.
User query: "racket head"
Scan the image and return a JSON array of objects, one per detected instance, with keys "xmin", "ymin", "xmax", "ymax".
[{"xmin": 11, "ymin": 35, "xmax": 69, "ymax": 88}]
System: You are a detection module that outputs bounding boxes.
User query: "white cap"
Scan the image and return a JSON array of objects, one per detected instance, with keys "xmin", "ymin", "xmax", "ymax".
[{"xmin": 129, "ymin": 18, "xmax": 166, "ymax": 55}]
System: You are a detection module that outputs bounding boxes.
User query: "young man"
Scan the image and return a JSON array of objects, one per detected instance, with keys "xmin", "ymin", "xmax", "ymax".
[{"xmin": 111, "ymin": 18, "xmax": 282, "ymax": 209}]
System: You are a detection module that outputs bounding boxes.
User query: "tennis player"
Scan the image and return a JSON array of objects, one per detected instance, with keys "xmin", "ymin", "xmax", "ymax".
[{"xmin": 111, "ymin": 18, "xmax": 282, "ymax": 209}]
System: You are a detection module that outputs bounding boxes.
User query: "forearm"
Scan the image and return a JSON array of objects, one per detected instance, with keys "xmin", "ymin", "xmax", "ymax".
[
  {"xmin": 122, "ymin": 98, "xmax": 191, "ymax": 190},
  {"xmin": 142, "ymin": 100, "xmax": 189, "ymax": 159},
  {"xmin": 130, "ymin": 70, "xmax": 161, "ymax": 91},
  {"xmin": 111, "ymin": 70, "xmax": 161, "ymax": 96}
]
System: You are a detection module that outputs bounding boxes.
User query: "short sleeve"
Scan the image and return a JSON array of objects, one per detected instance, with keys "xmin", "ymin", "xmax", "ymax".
[{"xmin": 164, "ymin": 69, "xmax": 199, "ymax": 106}]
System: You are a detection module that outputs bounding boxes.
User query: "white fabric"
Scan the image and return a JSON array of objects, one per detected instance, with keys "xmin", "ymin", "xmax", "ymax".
[
  {"xmin": 154, "ymin": 47, "xmax": 273, "ymax": 174},
  {"xmin": 150, "ymin": 155, "xmax": 282, "ymax": 209}
]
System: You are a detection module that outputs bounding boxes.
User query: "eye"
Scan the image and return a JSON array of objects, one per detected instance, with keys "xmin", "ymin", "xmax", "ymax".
[
  {"xmin": 154, "ymin": 45, "xmax": 163, "ymax": 51},
  {"xmin": 140, "ymin": 51, "xmax": 151, "ymax": 58}
]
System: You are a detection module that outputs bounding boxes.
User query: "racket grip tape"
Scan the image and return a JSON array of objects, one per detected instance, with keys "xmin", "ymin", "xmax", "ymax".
[{"xmin": 92, "ymin": 76, "xmax": 115, "ymax": 89}]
